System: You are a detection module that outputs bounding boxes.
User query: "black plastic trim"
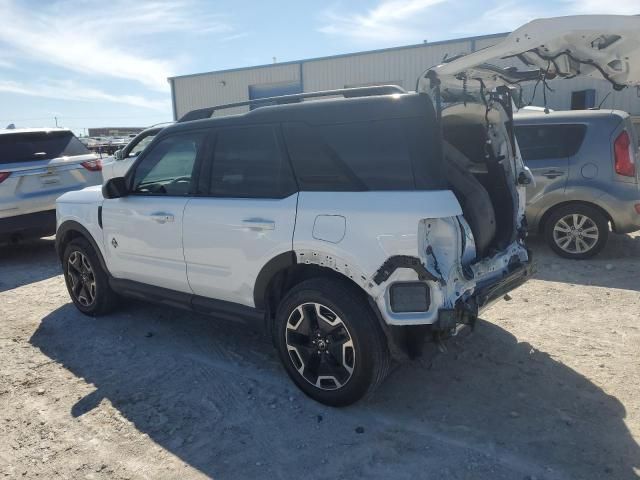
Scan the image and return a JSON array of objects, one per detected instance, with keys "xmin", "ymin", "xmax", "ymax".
[
  {"xmin": 373, "ymin": 255, "xmax": 439, "ymax": 285},
  {"xmin": 55, "ymin": 220, "xmax": 109, "ymax": 274},
  {"xmin": 0, "ymin": 210, "xmax": 56, "ymax": 239},
  {"xmin": 253, "ymin": 251, "xmax": 297, "ymax": 309},
  {"xmin": 109, "ymin": 278, "xmax": 264, "ymax": 325}
]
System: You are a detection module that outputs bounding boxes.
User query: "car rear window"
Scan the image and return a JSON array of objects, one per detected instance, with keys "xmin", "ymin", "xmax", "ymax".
[
  {"xmin": 515, "ymin": 124, "xmax": 586, "ymax": 161},
  {"xmin": 283, "ymin": 116, "xmax": 445, "ymax": 191},
  {"xmin": 0, "ymin": 131, "xmax": 91, "ymax": 164}
]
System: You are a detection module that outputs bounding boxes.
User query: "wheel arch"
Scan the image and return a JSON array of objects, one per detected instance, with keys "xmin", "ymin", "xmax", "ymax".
[
  {"xmin": 538, "ymin": 200, "xmax": 614, "ymax": 234},
  {"xmin": 257, "ymin": 252, "xmax": 387, "ymax": 337},
  {"xmin": 56, "ymin": 221, "xmax": 109, "ymax": 274}
]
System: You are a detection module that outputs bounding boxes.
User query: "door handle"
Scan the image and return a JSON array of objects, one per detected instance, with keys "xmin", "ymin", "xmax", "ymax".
[
  {"xmin": 242, "ymin": 218, "xmax": 275, "ymax": 231},
  {"xmin": 150, "ymin": 212, "xmax": 175, "ymax": 224},
  {"xmin": 541, "ymin": 170, "xmax": 565, "ymax": 179}
]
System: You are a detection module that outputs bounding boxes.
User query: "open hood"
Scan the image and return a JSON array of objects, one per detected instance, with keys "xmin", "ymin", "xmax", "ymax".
[{"xmin": 419, "ymin": 15, "xmax": 640, "ymax": 93}]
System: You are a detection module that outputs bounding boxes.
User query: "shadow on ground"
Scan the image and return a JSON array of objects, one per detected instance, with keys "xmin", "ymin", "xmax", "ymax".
[
  {"xmin": 30, "ymin": 302, "xmax": 640, "ymax": 479},
  {"xmin": 528, "ymin": 233, "xmax": 640, "ymax": 291},
  {"xmin": 0, "ymin": 238, "xmax": 59, "ymax": 292}
]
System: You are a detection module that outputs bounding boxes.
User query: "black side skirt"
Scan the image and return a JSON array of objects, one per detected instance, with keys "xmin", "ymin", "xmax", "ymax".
[{"xmin": 109, "ymin": 278, "xmax": 264, "ymax": 325}]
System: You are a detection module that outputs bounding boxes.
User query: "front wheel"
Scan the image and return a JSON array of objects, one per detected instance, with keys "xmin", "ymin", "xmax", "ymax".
[
  {"xmin": 544, "ymin": 204, "xmax": 609, "ymax": 259},
  {"xmin": 63, "ymin": 237, "xmax": 118, "ymax": 315},
  {"xmin": 274, "ymin": 278, "xmax": 390, "ymax": 406}
]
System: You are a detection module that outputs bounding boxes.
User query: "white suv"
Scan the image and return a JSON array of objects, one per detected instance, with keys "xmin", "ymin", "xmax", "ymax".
[{"xmin": 55, "ymin": 16, "xmax": 640, "ymax": 405}]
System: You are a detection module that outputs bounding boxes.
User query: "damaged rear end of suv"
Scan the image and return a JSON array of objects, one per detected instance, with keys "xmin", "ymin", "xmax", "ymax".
[{"xmin": 56, "ymin": 15, "xmax": 640, "ymax": 406}]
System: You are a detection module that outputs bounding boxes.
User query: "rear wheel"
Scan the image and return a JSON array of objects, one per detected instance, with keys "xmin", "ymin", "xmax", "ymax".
[
  {"xmin": 63, "ymin": 237, "xmax": 118, "ymax": 315},
  {"xmin": 544, "ymin": 204, "xmax": 609, "ymax": 259},
  {"xmin": 274, "ymin": 278, "xmax": 390, "ymax": 406}
]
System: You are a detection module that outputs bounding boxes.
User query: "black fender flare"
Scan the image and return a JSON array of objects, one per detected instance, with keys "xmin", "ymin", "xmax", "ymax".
[
  {"xmin": 55, "ymin": 220, "xmax": 110, "ymax": 274},
  {"xmin": 253, "ymin": 251, "xmax": 296, "ymax": 309}
]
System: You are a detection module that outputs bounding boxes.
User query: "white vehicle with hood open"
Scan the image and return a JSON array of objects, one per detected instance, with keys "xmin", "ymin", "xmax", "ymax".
[{"xmin": 55, "ymin": 15, "xmax": 640, "ymax": 405}]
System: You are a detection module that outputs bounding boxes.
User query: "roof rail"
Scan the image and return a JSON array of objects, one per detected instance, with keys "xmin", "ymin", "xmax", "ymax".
[{"xmin": 177, "ymin": 85, "xmax": 407, "ymax": 122}]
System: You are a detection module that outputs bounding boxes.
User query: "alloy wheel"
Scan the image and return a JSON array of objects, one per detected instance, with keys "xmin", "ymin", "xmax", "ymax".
[
  {"xmin": 552, "ymin": 214, "xmax": 599, "ymax": 255},
  {"xmin": 285, "ymin": 302, "xmax": 355, "ymax": 391},
  {"xmin": 67, "ymin": 251, "xmax": 97, "ymax": 307}
]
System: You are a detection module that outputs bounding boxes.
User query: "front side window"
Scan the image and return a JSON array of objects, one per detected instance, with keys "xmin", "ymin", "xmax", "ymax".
[
  {"xmin": 128, "ymin": 133, "xmax": 157, "ymax": 158},
  {"xmin": 132, "ymin": 132, "xmax": 203, "ymax": 196},
  {"xmin": 207, "ymin": 125, "xmax": 296, "ymax": 198},
  {"xmin": 515, "ymin": 124, "xmax": 586, "ymax": 161}
]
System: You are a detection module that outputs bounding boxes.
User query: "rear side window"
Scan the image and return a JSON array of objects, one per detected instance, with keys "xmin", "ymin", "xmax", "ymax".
[
  {"xmin": 283, "ymin": 117, "xmax": 444, "ymax": 191},
  {"xmin": 206, "ymin": 125, "xmax": 296, "ymax": 198},
  {"xmin": 515, "ymin": 124, "xmax": 586, "ymax": 161},
  {"xmin": 0, "ymin": 131, "xmax": 90, "ymax": 164}
]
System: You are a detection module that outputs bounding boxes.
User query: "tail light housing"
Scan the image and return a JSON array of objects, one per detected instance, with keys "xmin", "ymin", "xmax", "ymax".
[
  {"xmin": 81, "ymin": 159, "xmax": 102, "ymax": 172},
  {"xmin": 614, "ymin": 130, "xmax": 635, "ymax": 177},
  {"xmin": 0, "ymin": 172, "xmax": 10, "ymax": 184}
]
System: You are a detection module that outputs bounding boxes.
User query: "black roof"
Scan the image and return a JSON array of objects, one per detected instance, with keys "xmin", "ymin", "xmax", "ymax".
[{"xmin": 163, "ymin": 92, "xmax": 434, "ymax": 137}]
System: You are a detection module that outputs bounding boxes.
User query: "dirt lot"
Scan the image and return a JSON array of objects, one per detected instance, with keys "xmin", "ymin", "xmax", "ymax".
[{"xmin": 1, "ymin": 233, "xmax": 639, "ymax": 480}]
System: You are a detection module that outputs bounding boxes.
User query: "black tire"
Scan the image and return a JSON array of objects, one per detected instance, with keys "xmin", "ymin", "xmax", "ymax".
[
  {"xmin": 63, "ymin": 237, "xmax": 118, "ymax": 316},
  {"xmin": 544, "ymin": 204, "xmax": 609, "ymax": 259},
  {"xmin": 274, "ymin": 278, "xmax": 390, "ymax": 406}
]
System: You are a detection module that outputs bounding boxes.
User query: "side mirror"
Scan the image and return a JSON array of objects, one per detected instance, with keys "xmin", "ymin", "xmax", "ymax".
[
  {"xmin": 114, "ymin": 149, "xmax": 124, "ymax": 160},
  {"xmin": 102, "ymin": 177, "xmax": 129, "ymax": 199}
]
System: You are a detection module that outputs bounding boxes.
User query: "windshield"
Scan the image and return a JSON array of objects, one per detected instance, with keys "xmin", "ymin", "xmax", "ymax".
[{"xmin": 0, "ymin": 131, "xmax": 91, "ymax": 164}]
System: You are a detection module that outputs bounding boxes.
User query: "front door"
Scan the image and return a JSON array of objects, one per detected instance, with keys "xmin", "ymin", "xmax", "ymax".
[
  {"xmin": 102, "ymin": 131, "xmax": 206, "ymax": 293},
  {"xmin": 183, "ymin": 124, "xmax": 298, "ymax": 307}
]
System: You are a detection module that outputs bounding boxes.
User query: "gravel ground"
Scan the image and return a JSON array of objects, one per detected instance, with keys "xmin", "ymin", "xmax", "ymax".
[{"xmin": 0, "ymin": 233, "xmax": 639, "ymax": 479}]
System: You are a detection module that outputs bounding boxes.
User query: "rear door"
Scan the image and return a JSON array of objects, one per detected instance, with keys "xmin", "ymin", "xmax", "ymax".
[
  {"xmin": 182, "ymin": 124, "xmax": 298, "ymax": 307},
  {"xmin": 0, "ymin": 131, "xmax": 101, "ymax": 218},
  {"xmin": 515, "ymin": 123, "xmax": 586, "ymax": 205},
  {"xmin": 101, "ymin": 130, "xmax": 205, "ymax": 293}
]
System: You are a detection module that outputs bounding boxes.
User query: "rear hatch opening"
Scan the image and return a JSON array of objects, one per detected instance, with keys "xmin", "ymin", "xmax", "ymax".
[{"xmin": 440, "ymin": 98, "xmax": 523, "ymax": 260}]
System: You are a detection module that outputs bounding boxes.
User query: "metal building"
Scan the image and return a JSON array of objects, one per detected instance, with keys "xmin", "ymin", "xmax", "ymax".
[{"xmin": 169, "ymin": 32, "xmax": 640, "ymax": 126}]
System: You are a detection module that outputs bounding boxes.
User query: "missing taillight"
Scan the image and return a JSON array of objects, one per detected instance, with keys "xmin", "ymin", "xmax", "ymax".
[
  {"xmin": 0, "ymin": 172, "xmax": 10, "ymax": 184},
  {"xmin": 614, "ymin": 130, "xmax": 635, "ymax": 177},
  {"xmin": 81, "ymin": 159, "xmax": 102, "ymax": 172}
]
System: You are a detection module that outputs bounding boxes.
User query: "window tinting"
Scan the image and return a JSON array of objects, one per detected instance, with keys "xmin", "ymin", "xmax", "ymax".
[
  {"xmin": 208, "ymin": 125, "xmax": 296, "ymax": 198},
  {"xmin": 283, "ymin": 117, "xmax": 444, "ymax": 191},
  {"xmin": 515, "ymin": 124, "xmax": 586, "ymax": 161},
  {"xmin": 132, "ymin": 132, "xmax": 203, "ymax": 196},
  {"xmin": 0, "ymin": 131, "xmax": 90, "ymax": 164},
  {"xmin": 128, "ymin": 133, "xmax": 157, "ymax": 157}
]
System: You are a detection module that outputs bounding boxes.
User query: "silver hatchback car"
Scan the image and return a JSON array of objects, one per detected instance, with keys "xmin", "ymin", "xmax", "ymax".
[
  {"xmin": 0, "ymin": 128, "xmax": 102, "ymax": 243},
  {"xmin": 515, "ymin": 110, "xmax": 640, "ymax": 259}
]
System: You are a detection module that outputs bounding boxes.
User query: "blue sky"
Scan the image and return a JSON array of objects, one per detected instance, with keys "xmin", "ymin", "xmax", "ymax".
[{"xmin": 0, "ymin": 0, "xmax": 637, "ymax": 134}]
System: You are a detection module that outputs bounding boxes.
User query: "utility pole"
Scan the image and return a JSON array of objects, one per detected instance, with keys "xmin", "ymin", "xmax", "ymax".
[{"xmin": 54, "ymin": 116, "xmax": 59, "ymax": 127}]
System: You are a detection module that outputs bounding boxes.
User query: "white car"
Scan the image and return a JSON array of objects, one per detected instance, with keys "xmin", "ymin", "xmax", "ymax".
[
  {"xmin": 0, "ymin": 128, "xmax": 102, "ymax": 243},
  {"xmin": 55, "ymin": 15, "xmax": 640, "ymax": 406},
  {"xmin": 100, "ymin": 126, "xmax": 164, "ymax": 182}
]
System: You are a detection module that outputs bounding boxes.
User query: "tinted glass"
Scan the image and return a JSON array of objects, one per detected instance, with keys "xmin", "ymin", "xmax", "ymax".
[
  {"xmin": 284, "ymin": 117, "xmax": 444, "ymax": 191},
  {"xmin": 208, "ymin": 125, "xmax": 296, "ymax": 198},
  {"xmin": 128, "ymin": 133, "xmax": 157, "ymax": 157},
  {"xmin": 132, "ymin": 132, "xmax": 203, "ymax": 196},
  {"xmin": 0, "ymin": 131, "xmax": 90, "ymax": 164},
  {"xmin": 515, "ymin": 124, "xmax": 586, "ymax": 161}
]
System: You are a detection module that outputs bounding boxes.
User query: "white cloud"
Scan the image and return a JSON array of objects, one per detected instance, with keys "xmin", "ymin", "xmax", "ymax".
[
  {"xmin": 562, "ymin": 0, "xmax": 639, "ymax": 15},
  {"xmin": 0, "ymin": 80, "xmax": 170, "ymax": 111},
  {"xmin": 0, "ymin": 58, "xmax": 15, "ymax": 69},
  {"xmin": 319, "ymin": 0, "xmax": 448, "ymax": 44},
  {"xmin": 0, "ymin": 0, "xmax": 238, "ymax": 92}
]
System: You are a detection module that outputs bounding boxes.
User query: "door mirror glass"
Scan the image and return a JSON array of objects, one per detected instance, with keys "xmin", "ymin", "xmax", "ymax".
[
  {"xmin": 114, "ymin": 149, "xmax": 123, "ymax": 160},
  {"xmin": 102, "ymin": 177, "xmax": 128, "ymax": 199}
]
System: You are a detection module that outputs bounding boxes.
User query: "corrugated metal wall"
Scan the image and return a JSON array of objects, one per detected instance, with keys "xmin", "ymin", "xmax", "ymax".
[{"xmin": 170, "ymin": 33, "xmax": 640, "ymax": 120}]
